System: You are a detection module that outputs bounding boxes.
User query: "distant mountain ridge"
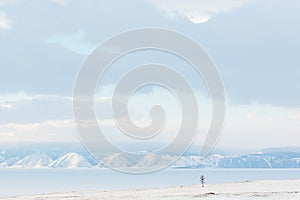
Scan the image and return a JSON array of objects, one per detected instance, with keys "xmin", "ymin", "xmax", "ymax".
[{"xmin": 0, "ymin": 145, "xmax": 300, "ymax": 169}]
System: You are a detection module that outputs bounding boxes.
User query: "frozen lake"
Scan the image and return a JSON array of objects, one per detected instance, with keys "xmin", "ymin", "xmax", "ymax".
[{"xmin": 1, "ymin": 168, "xmax": 300, "ymax": 197}]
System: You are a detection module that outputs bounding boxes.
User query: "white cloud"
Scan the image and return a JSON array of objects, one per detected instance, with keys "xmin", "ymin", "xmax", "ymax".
[
  {"xmin": 49, "ymin": 0, "xmax": 69, "ymax": 6},
  {"xmin": 0, "ymin": 91, "xmax": 71, "ymax": 103},
  {"xmin": 0, "ymin": 92, "xmax": 74, "ymax": 125},
  {"xmin": 95, "ymin": 96, "xmax": 111, "ymax": 103},
  {"xmin": 2, "ymin": 103, "xmax": 12, "ymax": 109},
  {"xmin": 219, "ymin": 104, "xmax": 300, "ymax": 150},
  {"xmin": 0, "ymin": 120, "xmax": 77, "ymax": 143},
  {"xmin": 265, "ymin": 117, "xmax": 273, "ymax": 122},
  {"xmin": 44, "ymin": 119, "xmax": 74, "ymax": 128},
  {"xmin": 0, "ymin": 0, "xmax": 16, "ymax": 6},
  {"xmin": 0, "ymin": 120, "xmax": 74, "ymax": 131},
  {"xmin": 45, "ymin": 30, "xmax": 95, "ymax": 55},
  {"xmin": 146, "ymin": 0, "xmax": 254, "ymax": 23},
  {"xmin": 0, "ymin": 11, "xmax": 11, "ymax": 29},
  {"xmin": 0, "ymin": 132, "xmax": 15, "ymax": 137},
  {"xmin": 288, "ymin": 112, "xmax": 300, "ymax": 121},
  {"xmin": 246, "ymin": 112, "xmax": 255, "ymax": 120}
]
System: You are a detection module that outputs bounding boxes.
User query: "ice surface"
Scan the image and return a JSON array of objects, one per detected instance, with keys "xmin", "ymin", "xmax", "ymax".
[{"xmin": 2, "ymin": 180, "xmax": 299, "ymax": 200}]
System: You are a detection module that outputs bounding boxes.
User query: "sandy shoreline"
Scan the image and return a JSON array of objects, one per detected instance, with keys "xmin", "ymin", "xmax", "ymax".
[{"xmin": 2, "ymin": 180, "xmax": 300, "ymax": 200}]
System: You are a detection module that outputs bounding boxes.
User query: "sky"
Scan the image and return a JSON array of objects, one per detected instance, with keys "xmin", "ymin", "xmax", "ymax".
[{"xmin": 0, "ymin": 0, "xmax": 300, "ymax": 152}]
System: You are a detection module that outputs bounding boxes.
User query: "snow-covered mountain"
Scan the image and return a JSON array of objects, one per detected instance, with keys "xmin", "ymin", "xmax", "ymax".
[
  {"xmin": 0, "ymin": 152, "xmax": 300, "ymax": 168},
  {"xmin": 49, "ymin": 152, "xmax": 92, "ymax": 168},
  {"xmin": 0, "ymin": 146, "xmax": 299, "ymax": 169},
  {"xmin": 12, "ymin": 152, "xmax": 53, "ymax": 168}
]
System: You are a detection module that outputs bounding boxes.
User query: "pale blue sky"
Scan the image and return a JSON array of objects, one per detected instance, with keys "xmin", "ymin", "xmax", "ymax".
[{"xmin": 0, "ymin": 0, "xmax": 299, "ymax": 151}]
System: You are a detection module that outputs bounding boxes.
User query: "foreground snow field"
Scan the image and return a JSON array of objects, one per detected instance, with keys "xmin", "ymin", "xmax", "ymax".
[{"xmin": 2, "ymin": 180, "xmax": 300, "ymax": 200}]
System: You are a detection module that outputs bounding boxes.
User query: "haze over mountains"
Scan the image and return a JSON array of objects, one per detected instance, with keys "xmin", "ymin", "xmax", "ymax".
[{"xmin": 0, "ymin": 144, "xmax": 300, "ymax": 169}]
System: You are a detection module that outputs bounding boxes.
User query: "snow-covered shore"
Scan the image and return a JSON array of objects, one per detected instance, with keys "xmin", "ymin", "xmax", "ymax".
[{"xmin": 2, "ymin": 180, "xmax": 300, "ymax": 200}]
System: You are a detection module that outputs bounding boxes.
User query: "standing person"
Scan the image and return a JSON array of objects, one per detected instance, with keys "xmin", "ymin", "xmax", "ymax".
[{"xmin": 200, "ymin": 175, "xmax": 205, "ymax": 188}]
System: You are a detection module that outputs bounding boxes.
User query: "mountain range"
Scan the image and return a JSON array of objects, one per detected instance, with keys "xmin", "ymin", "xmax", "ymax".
[{"xmin": 0, "ymin": 144, "xmax": 300, "ymax": 169}]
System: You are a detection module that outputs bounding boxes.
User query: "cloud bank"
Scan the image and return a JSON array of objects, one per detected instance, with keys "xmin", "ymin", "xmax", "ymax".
[
  {"xmin": 147, "ymin": 0, "xmax": 254, "ymax": 23},
  {"xmin": 0, "ymin": 11, "xmax": 11, "ymax": 29}
]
